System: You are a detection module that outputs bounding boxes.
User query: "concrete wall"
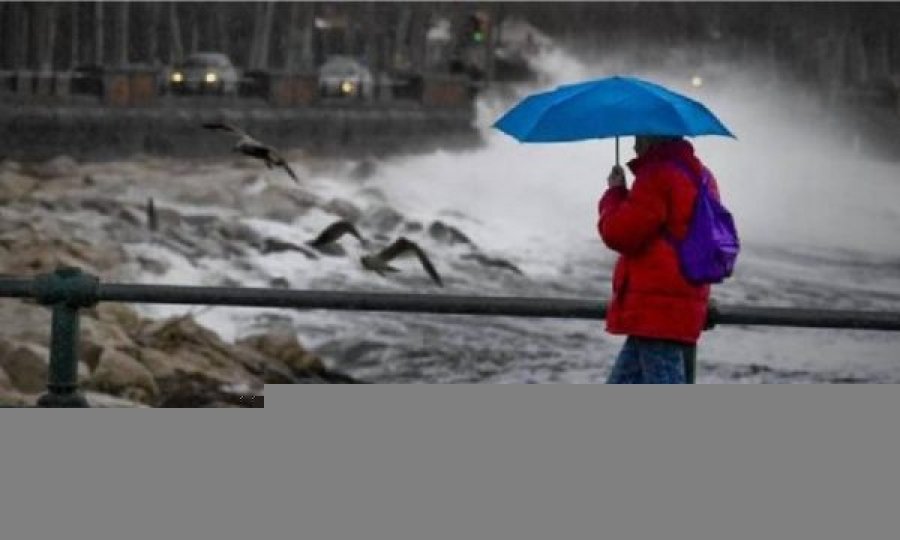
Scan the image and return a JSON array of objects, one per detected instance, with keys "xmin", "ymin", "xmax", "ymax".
[{"xmin": 0, "ymin": 102, "xmax": 480, "ymax": 161}]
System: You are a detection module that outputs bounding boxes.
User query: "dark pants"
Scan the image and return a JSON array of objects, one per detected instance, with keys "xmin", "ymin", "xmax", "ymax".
[{"xmin": 607, "ymin": 336, "xmax": 697, "ymax": 384}]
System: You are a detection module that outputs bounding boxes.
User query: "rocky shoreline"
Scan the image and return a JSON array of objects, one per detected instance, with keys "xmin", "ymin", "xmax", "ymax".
[{"xmin": 0, "ymin": 154, "xmax": 375, "ymax": 408}]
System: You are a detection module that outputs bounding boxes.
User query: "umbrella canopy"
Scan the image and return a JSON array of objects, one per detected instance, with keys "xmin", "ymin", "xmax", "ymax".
[{"xmin": 493, "ymin": 75, "xmax": 735, "ymax": 150}]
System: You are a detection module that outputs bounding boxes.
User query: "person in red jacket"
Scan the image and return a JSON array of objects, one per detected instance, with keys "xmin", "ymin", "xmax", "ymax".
[{"xmin": 597, "ymin": 135, "xmax": 720, "ymax": 384}]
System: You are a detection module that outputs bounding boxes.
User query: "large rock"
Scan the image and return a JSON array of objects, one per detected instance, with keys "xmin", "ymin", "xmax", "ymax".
[
  {"xmin": 84, "ymin": 348, "xmax": 159, "ymax": 405},
  {"xmin": 155, "ymin": 372, "xmax": 264, "ymax": 408},
  {"xmin": 240, "ymin": 185, "xmax": 320, "ymax": 222},
  {"xmin": 0, "ymin": 365, "xmax": 14, "ymax": 394},
  {"xmin": 0, "ymin": 228, "xmax": 125, "ymax": 277},
  {"xmin": 323, "ymin": 198, "xmax": 363, "ymax": 222},
  {"xmin": 135, "ymin": 316, "xmax": 258, "ymax": 384},
  {"xmin": 79, "ymin": 316, "xmax": 137, "ymax": 372},
  {"xmin": 237, "ymin": 332, "xmax": 326, "ymax": 376},
  {"xmin": 92, "ymin": 303, "xmax": 144, "ymax": 334},
  {"xmin": 0, "ymin": 172, "xmax": 39, "ymax": 203},
  {"xmin": 360, "ymin": 205, "xmax": 404, "ymax": 234},
  {"xmin": 0, "ymin": 342, "xmax": 49, "ymax": 394},
  {"xmin": 26, "ymin": 155, "xmax": 79, "ymax": 179},
  {"xmin": 84, "ymin": 391, "xmax": 149, "ymax": 408}
]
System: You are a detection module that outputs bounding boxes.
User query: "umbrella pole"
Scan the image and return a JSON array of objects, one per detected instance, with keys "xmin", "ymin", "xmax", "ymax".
[{"xmin": 615, "ymin": 137, "xmax": 620, "ymax": 167}]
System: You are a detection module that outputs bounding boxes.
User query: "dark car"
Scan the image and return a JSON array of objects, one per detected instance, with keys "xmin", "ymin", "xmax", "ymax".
[
  {"xmin": 318, "ymin": 55, "xmax": 374, "ymax": 100},
  {"xmin": 166, "ymin": 52, "xmax": 240, "ymax": 96}
]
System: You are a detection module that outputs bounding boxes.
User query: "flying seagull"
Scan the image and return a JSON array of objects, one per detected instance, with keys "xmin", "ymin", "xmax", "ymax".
[
  {"xmin": 307, "ymin": 219, "xmax": 367, "ymax": 257},
  {"xmin": 202, "ymin": 121, "xmax": 299, "ymax": 184},
  {"xmin": 309, "ymin": 220, "xmax": 366, "ymax": 249},
  {"xmin": 360, "ymin": 236, "xmax": 443, "ymax": 287}
]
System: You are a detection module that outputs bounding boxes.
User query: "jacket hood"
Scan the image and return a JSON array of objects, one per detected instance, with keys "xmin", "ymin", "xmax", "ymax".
[{"xmin": 627, "ymin": 139, "xmax": 702, "ymax": 177}]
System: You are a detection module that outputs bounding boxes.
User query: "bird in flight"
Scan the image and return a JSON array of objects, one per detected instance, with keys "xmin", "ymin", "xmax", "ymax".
[
  {"xmin": 309, "ymin": 219, "xmax": 365, "ymax": 249},
  {"xmin": 202, "ymin": 122, "xmax": 299, "ymax": 184},
  {"xmin": 307, "ymin": 219, "xmax": 367, "ymax": 256},
  {"xmin": 360, "ymin": 237, "xmax": 443, "ymax": 287}
]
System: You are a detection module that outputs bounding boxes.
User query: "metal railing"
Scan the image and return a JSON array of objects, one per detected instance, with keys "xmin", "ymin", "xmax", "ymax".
[{"xmin": 3, "ymin": 266, "xmax": 900, "ymax": 406}]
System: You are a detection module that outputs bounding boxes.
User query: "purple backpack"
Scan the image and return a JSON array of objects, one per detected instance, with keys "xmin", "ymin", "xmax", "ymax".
[{"xmin": 667, "ymin": 162, "xmax": 740, "ymax": 285}]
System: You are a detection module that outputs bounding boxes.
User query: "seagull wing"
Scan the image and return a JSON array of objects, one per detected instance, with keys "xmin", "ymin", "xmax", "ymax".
[
  {"xmin": 378, "ymin": 237, "xmax": 443, "ymax": 286},
  {"xmin": 202, "ymin": 122, "xmax": 250, "ymax": 138},
  {"xmin": 310, "ymin": 220, "xmax": 363, "ymax": 247},
  {"xmin": 279, "ymin": 161, "xmax": 300, "ymax": 184}
]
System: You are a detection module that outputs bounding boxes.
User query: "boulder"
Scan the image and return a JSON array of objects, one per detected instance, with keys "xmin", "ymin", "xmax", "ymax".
[
  {"xmin": 0, "ymin": 342, "xmax": 49, "ymax": 394},
  {"xmin": 135, "ymin": 316, "xmax": 258, "ymax": 384},
  {"xmin": 84, "ymin": 391, "xmax": 149, "ymax": 408},
  {"xmin": 79, "ymin": 317, "xmax": 137, "ymax": 372},
  {"xmin": 93, "ymin": 303, "xmax": 144, "ymax": 334},
  {"xmin": 360, "ymin": 205, "xmax": 404, "ymax": 234},
  {"xmin": 155, "ymin": 372, "xmax": 264, "ymax": 408},
  {"xmin": 0, "ymin": 172, "xmax": 39, "ymax": 202},
  {"xmin": 84, "ymin": 348, "xmax": 159, "ymax": 405},
  {"xmin": 237, "ymin": 332, "xmax": 326, "ymax": 376},
  {"xmin": 26, "ymin": 155, "xmax": 79, "ymax": 179},
  {"xmin": 0, "ymin": 365, "xmax": 14, "ymax": 394},
  {"xmin": 323, "ymin": 198, "xmax": 363, "ymax": 222}
]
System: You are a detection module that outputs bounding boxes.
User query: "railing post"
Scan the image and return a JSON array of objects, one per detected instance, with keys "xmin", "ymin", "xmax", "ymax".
[{"xmin": 32, "ymin": 266, "xmax": 100, "ymax": 408}]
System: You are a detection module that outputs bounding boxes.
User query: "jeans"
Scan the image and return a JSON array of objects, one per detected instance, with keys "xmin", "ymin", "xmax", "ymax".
[{"xmin": 607, "ymin": 336, "xmax": 695, "ymax": 384}]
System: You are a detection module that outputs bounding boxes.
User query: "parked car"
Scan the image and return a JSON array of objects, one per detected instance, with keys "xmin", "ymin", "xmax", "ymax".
[
  {"xmin": 318, "ymin": 55, "xmax": 374, "ymax": 100},
  {"xmin": 167, "ymin": 52, "xmax": 240, "ymax": 96}
]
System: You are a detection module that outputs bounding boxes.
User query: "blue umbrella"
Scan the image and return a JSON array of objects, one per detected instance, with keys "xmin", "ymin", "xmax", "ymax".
[{"xmin": 493, "ymin": 75, "xmax": 735, "ymax": 164}]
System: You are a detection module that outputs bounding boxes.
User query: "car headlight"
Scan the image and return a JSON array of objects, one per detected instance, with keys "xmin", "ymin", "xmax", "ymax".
[
  {"xmin": 205, "ymin": 72, "xmax": 218, "ymax": 83},
  {"xmin": 340, "ymin": 80, "xmax": 355, "ymax": 94},
  {"xmin": 171, "ymin": 72, "xmax": 184, "ymax": 83}
]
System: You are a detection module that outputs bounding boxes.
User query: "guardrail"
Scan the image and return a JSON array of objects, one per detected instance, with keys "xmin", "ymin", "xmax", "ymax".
[{"xmin": 3, "ymin": 266, "xmax": 900, "ymax": 406}]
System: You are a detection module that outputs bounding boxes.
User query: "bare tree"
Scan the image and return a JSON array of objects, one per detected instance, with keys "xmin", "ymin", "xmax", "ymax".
[
  {"xmin": 248, "ymin": 2, "xmax": 264, "ymax": 68},
  {"xmin": 93, "ymin": 2, "xmax": 103, "ymax": 66},
  {"xmin": 147, "ymin": 2, "xmax": 161, "ymax": 65},
  {"xmin": 35, "ymin": 2, "xmax": 56, "ymax": 72},
  {"xmin": 249, "ymin": 1, "xmax": 275, "ymax": 69},
  {"xmin": 69, "ymin": 3, "xmax": 79, "ymax": 69},
  {"xmin": 393, "ymin": 5, "xmax": 412, "ymax": 71},
  {"xmin": 285, "ymin": 2, "xmax": 301, "ymax": 71},
  {"xmin": 300, "ymin": 2, "xmax": 316, "ymax": 71},
  {"xmin": 168, "ymin": 2, "xmax": 184, "ymax": 64}
]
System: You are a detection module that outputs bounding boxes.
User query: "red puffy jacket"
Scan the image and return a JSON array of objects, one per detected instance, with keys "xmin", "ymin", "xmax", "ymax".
[{"xmin": 597, "ymin": 139, "xmax": 720, "ymax": 345}]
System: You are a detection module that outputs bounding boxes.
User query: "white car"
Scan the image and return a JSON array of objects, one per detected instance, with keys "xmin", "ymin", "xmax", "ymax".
[
  {"xmin": 168, "ymin": 52, "xmax": 240, "ymax": 96},
  {"xmin": 318, "ymin": 56, "xmax": 374, "ymax": 100}
]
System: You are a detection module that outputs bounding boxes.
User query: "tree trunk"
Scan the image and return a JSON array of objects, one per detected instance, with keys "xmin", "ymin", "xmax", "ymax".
[
  {"xmin": 257, "ymin": 2, "xmax": 275, "ymax": 69},
  {"xmin": 168, "ymin": 2, "xmax": 184, "ymax": 63},
  {"xmin": 249, "ymin": 2, "xmax": 265, "ymax": 68},
  {"xmin": 147, "ymin": 2, "xmax": 160, "ymax": 65},
  {"xmin": 394, "ymin": 6, "xmax": 412, "ymax": 70},
  {"xmin": 300, "ymin": 2, "xmax": 316, "ymax": 70},
  {"xmin": 363, "ymin": 2, "xmax": 378, "ymax": 72},
  {"xmin": 70, "ymin": 3, "xmax": 79, "ymax": 69},
  {"xmin": 20, "ymin": 3, "xmax": 31, "ymax": 69},
  {"xmin": 284, "ymin": 2, "xmax": 301, "ymax": 71},
  {"xmin": 408, "ymin": 6, "xmax": 427, "ymax": 73},
  {"xmin": 44, "ymin": 2, "xmax": 58, "ymax": 71},
  {"xmin": 93, "ymin": 2, "xmax": 103, "ymax": 66},
  {"xmin": 189, "ymin": 4, "xmax": 199, "ymax": 54},
  {"xmin": 112, "ymin": 2, "xmax": 128, "ymax": 67}
]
